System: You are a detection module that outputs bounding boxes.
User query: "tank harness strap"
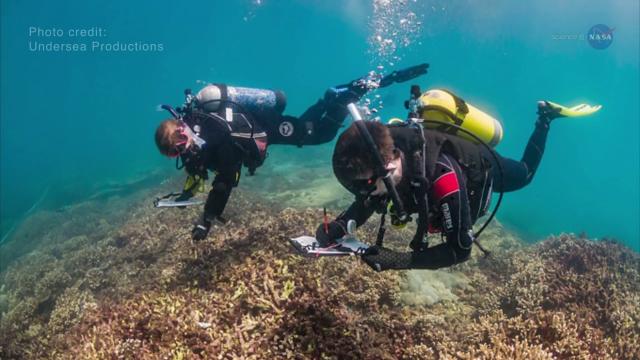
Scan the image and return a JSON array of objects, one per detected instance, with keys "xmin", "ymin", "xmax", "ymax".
[
  {"xmin": 376, "ymin": 203, "xmax": 388, "ymax": 247},
  {"xmin": 410, "ymin": 125, "xmax": 430, "ymax": 251},
  {"xmin": 211, "ymin": 83, "xmax": 233, "ymax": 121},
  {"xmin": 410, "ymin": 176, "xmax": 429, "ymax": 251},
  {"xmin": 423, "ymin": 89, "xmax": 469, "ymax": 135},
  {"xmin": 386, "ymin": 124, "xmax": 431, "ymax": 250},
  {"xmin": 444, "ymin": 90, "xmax": 469, "ymax": 113},
  {"xmin": 213, "ymin": 83, "xmax": 228, "ymax": 107}
]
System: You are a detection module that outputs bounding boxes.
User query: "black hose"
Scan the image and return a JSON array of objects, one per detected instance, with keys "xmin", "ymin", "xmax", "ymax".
[{"xmin": 354, "ymin": 120, "xmax": 408, "ymax": 222}]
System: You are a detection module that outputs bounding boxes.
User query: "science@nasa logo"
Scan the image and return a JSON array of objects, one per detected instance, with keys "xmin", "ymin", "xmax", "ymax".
[{"xmin": 587, "ymin": 24, "xmax": 614, "ymax": 49}]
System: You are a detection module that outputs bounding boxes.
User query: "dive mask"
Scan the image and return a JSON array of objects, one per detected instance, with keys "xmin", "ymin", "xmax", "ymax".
[{"xmin": 168, "ymin": 123, "xmax": 206, "ymax": 158}]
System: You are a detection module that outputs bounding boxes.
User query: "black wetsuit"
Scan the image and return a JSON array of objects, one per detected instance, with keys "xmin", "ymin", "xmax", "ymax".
[
  {"xmin": 179, "ymin": 64, "xmax": 430, "ymax": 231},
  {"xmin": 337, "ymin": 118, "xmax": 551, "ymax": 271},
  {"xmin": 185, "ymin": 87, "xmax": 363, "ymax": 223}
]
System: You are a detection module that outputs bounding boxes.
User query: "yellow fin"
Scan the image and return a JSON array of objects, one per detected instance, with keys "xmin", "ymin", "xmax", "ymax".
[{"xmin": 546, "ymin": 101, "xmax": 602, "ymax": 118}]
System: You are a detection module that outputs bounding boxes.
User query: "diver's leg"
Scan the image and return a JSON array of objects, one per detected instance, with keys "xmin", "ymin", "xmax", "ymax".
[
  {"xmin": 265, "ymin": 84, "xmax": 364, "ymax": 146},
  {"xmin": 274, "ymin": 64, "xmax": 430, "ymax": 146},
  {"xmin": 289, "ymin": 84, "xmax": 368, "ymax": 145},
  {"xmin": 488, "ymin": 103, "xmax": 553, "ymax": 192},
  {"xmin": 361, "ymin": 243, "xmax": 470, "ymax": 271},
  {"xmin": 519, "ymin": 114, "xmax": 551, "ymax": 184},
  {"xmin": 486, "ymin": 152, "xmax": 528, "ymax": 192},
  {"xmin": 263, "ymin": 104, "xmax": 343, "ymax": 146}
]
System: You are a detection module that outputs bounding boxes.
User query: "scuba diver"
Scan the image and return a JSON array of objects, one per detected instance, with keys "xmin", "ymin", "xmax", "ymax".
[
  {"xmin": 314, "ymin": 86, "xmax": 601, "ymax": 271},
  {"xmin": 154, "ymin": 64, "xmax": 429, "ymax": 241}
]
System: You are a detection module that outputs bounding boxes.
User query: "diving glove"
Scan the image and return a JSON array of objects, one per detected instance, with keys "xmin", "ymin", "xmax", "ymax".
[
  {"xmin": 315, "ymin": 220, "xmax": 348, "ymax": 247},
  {"xmin": 192, "ymin": 218, "xmax": 212, "ymax": 241},
  {"xmin": 174, "ymin": 190, "xmax": 194, "ymax": 209}
]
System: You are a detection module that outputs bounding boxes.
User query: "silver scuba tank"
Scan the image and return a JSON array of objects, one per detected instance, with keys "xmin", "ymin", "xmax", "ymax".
[{"xmin": 195, "ymin": 84, "xmax": 286, "ymax": 115}]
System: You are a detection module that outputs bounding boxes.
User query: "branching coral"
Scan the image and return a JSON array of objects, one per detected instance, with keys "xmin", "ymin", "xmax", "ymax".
[
  {"xmin": 0, "ymin": 184, "xmax": 638, "ymax": 359},
  {"xmin": 48, "ymin": 287, "xmax": 97, "ymax": 334}
]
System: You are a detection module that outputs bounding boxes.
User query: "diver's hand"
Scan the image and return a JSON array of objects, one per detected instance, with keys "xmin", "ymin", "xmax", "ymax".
[
  {"xmin": 192, "ymin": 218, "xmax": 212, "ymax": 241},
  {"xmin": 315, "ymin": 220, "xmax": 347, "ymax": 247},
  {"xmin": 175, "ymin": 190, "xmax": 194, "ymax": 209},
  {"xmin": 176, "ymin": 190, "xmax": 194, "ymax": 201}
]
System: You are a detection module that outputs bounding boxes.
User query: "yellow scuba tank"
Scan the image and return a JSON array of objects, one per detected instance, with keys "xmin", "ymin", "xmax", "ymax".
[{"xmin": 417, "ymin": 89, "xmax": 503, "ymax": 147}]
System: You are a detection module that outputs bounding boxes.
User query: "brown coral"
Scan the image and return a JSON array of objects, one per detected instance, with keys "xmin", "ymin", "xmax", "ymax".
[{"xmin": 0, "ymin": 181, "xmax": 638, "ymax": 359}]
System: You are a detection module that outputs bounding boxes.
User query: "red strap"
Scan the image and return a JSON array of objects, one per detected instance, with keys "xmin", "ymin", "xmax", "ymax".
[{"xmin": 433, "ymin": 171, "xmax": 460, "ymax": 201}]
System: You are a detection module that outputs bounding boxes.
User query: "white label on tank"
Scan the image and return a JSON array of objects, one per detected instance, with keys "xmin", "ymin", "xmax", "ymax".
[{"xmin": 225, "ymin": 107, "xmax": 233, "ymax": 122}]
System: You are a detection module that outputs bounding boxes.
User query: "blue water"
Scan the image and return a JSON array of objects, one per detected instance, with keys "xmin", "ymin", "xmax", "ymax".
[{"xmin": 1, "ymin": 0, "xmax": 638, "ymax": 250}]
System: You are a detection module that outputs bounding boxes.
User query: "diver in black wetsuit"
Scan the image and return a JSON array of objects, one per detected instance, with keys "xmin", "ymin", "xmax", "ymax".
[
  {"xmin": 154, "ymin": 64, "xmax": 429, "ymax": 241},
  {"xmin": 315, "ymin": 101, "xmax": 565, "ymax": 271}
]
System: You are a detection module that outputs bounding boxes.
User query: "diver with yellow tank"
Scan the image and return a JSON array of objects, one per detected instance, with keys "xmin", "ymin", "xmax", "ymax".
[{"xmin": 311, "ymin": 83, "xmax": 601, "ymax": 271}]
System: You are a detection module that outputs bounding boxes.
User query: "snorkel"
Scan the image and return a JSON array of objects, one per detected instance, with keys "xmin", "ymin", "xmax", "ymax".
[{"xmin": 347, "ymin": 103, "xmax": 408, "ymax": 224}]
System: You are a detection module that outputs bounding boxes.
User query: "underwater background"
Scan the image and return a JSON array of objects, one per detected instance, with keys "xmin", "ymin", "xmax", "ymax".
[
  {"xmin": 1, "ymin": 0, "xmax": 638, "ymax": 250},
  {"xmin": 0, "ymin": 1, "xmax": 639, "ymax": 358}
]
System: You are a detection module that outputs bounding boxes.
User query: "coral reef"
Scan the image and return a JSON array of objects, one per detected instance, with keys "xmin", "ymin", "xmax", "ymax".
[{"xmin": 0, "ymin": 177, "xmax": 638, "ymax": 359}]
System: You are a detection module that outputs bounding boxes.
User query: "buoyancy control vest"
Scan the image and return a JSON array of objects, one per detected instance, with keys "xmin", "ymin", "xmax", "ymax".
[
  {"xmin": 178, "ymin": 84, "xmax": 284, "ymax": 176},
  {"xmin": 181, "ymin": 109, "xmax": 268, "ymax": 176},
  {"xmin": 388, "ymin": 123, "xmax": 493, "ymax": 224}
]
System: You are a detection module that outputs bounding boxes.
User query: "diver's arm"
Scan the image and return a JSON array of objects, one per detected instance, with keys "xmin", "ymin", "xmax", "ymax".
[
  {"xmin": 193, "ymin": 178, "xmax": 233, "ymax": 241},
  {"xmin": 192, "ymin": 164, "xmax": 241, "ymax": 241},
  {"xmin": 203, "ymin": 179, "xmax": 232, "ymax": 220},
  {"xmin": 203, "ymin": 167, "xmax": 241, "ymax": 221},
  {"xmin": 315, "ymin": 196, "xmax": 379, "ymax": 246},
  {"xmin": 337, "ymin": 196, "xmax": 381, "ymax": 226}
]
